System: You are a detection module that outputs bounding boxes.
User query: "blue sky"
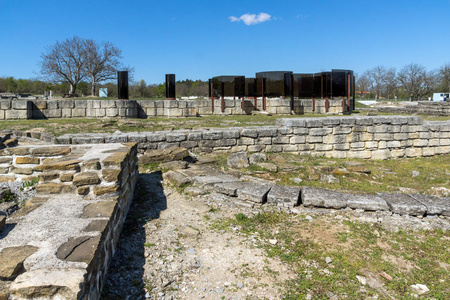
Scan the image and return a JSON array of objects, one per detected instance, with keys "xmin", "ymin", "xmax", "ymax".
[{"xmin": 1, "ymin": 0, "xmax": 450, "ymax": 84}]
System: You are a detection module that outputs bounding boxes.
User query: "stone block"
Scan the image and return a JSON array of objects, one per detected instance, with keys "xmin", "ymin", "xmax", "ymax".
[
  {"xmin": 0, "ymin": 246, "xmax": 39, "ymax": 280},
  {"xmin": 166, "ymin": 133, "xmax": 187, "ymax": 142},
  {"xmin": 372, "ymin": 149, "xmax": 391, "ymax": 160},
  {"xmin": 347, "ymin": 193, "xmax": 389, "ymax": 211},
  {"xmin": 192, "ymin": 174, "xmax": 239, "ymax": 188},
  {"xmin": 36, "ymin": 182, "xmax": 75, "ymax": 194},
  {"xmin": 15, "ymin": 156, "xmax": 39, "ymax": 164},
  {"xmin": 140, "ymin": 147, "xmax": 189, "ymax": 163},
  {"xmin": 236, "ymin": 182, "xmax": 272, "ymax": 203},
  {"xmin": 227, "ymin": 152, "xmax": 249, "ymax": 168},
  {"xmin": 267, "ymin": 185, "xmax": 300, "ymax": 207},
  {"xmin": 12, "ymin": 101, "xmax": 29, "ymax": 110},
  {"xmin": 301, "ymin": 187, "xmax": 347, "ymax": 209},
  {"xmin": 73, "ymin": 172, "xmax": 100, "ymax": 186},
  {"xmin": 241, "ymin": 128, "xmax": 258, "ymax": 138},
  {"xmin": 203, "ymin": 131, "xmax": 223, "ymax": 140},
  {"xmin": 405, "ymin": 148, "xmax": 422, "ymax": 157},
  {"xmin": 0, "ymin": 100, "xmax": 11, "ymax": 110},
  {"xmin": 5, "ymin": 110, "xmax": 29, "ymax": 119},
  {"xmin": 378, "ymin": 193, "xmax": 427, "ymax": 216},
  {"xmin": 31, "ymin": 146, "xmax": 71, "ymax": 157},
  {"xmin": 408, "ymin": 194, "xmax": 450, "ymax": 216},
  {"xmin": 163, "ymin": 171, "xmax": 191, "ymax": 186}
]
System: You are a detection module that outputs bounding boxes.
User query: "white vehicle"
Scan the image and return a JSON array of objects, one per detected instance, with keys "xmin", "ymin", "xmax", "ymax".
[{"xmin": 432, "ymin": 93, "xmax": 449, "ymax": 101}]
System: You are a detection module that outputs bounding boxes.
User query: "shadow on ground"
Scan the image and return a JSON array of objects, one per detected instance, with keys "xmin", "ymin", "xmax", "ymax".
[{"xmin": 101, "ymin": 171, "xmax": 167, "ymax": 299}]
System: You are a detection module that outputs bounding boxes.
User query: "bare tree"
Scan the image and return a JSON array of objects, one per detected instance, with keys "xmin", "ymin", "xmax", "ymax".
[
  {"xmin": 438, "ymin": 63, "xmax": 450, "ymax": 92},
  {"xmin": 39, "ymin": 36, "xmax": 87, "ymax": 95},
  {"xmin": 84, "ymin": 39, "xmax": 122, "ymax": 96},
  {"xmin": 355, "ymin": 72, "xmax": 371, "ymax": 99},
  {"xmin": 397, "ymin": 63, "xmax": 435, "ymax": 100},
  {"xmin": 366, "ymin": 66, "xmax": 396, "ymax": 100}
]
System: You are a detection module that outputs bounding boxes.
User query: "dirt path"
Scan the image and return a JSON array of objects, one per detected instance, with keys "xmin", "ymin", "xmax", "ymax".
[{"xmin": 102, "ymin": 172, "xmax": 293, "ymax": 300}]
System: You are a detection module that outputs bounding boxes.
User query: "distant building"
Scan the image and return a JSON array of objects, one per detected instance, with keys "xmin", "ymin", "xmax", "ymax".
[{"xmin": 432, "ymin": 93, "xmax": 449, "ymax": 101}]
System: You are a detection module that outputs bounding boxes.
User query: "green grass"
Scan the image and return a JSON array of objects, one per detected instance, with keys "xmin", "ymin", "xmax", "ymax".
[
  {"xmin": 236, "ymin": 153, "xmax": 450, "ymax": 195},
  {"xmin": 212, "ymin": 211, "xmax": 450, "ymax": 299}
]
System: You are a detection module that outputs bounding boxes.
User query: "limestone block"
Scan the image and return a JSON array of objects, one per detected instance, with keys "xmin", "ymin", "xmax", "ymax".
[
  {"xmin": 310, "ymin": 128, "xmax": 333, "ymax": 136},
  {"xmin": 236, "ymin": 182, "xmax": 272, "ymax": 203},
  {"xmin": 413, "ymin": 139, "xmax": 428, "ymax": 147},
  {"xmin": 364, "ymin": 141, "xmax": 378, "ymax": 149},
  {"xmin": 272, "ymin": 136, "xmax": 289, "ymax": 144},
  {"xmin": 227, "ymin": 152, "xmax": 249, "ymax": 168},
  {"xmin": 0, "ymin": 110, "xmax": 5, "ymax": 119},
  {"xmin": 106, "ymin": 108, "xmax": 119, "ymax": 117},
  {"xmin": 0, "ymin": 246, "xmax": 38, "ymax": 280},
  {"xmin": 301, "ymin": 187, "xmax": 347, "ymax": 209},
  {"xmin": 293, "ymin": 128, "xmax": 309, "ymax": 135},
  {"xmin": 203, "ymin": 131, "xmax": 223, "ymax": 140},
  {"xmin": 72, "ymin": 108, "xmax": 86, "ymax": 117},
  {"xmin": 390, "ymin": 149, "xmax": 406, "ymax": 158},
  {"xmin": 166, "ymin": 108, "xmax": 184, "ymax": 117},
  {"xmin": 95, "ymin": 108, "xmax": 106, "ymax": 117},
  {"xmin": 372, "ymin": 149, "xmax": 391, "ymax": 160},
  {"xmin": 15, "ymin": 157, "xmax": 39, "ymax": 164},
  {"xmin": 307, "ymin": 136, "xmax": 323, "ymax": 143},
  {"xmin": 12, "ymin": 100, "xmax": 29, "ymax": 110},
  {"xmin": 140, "ymin": 147, "xmax": 189, "ymax": 163},
  {"xmin": 5, "ymin": 110, "xmax": 29, "ymax": 119},
  {"xmin": 378, "ymin": 193, "xmax": 426, "ymax": 216},
  {"xmin": 314, "ymin": 144, "xmax": 333, "ymax": 151},
  {"xmin": 282, "ymin": 144, "xmax": 298, "ymax": 152},
  {"xmin": 333, "ymin": 127, "xmax": 352, "ymax": 134},
  {"xmin": 326, "ymin": 151, "xmax": 347, "ymax": 159},
  {"xmin": 276, "ymin": 106, "xmax": 291, "ymax": 114},
  {"xmin": 267, "ymin": 185, "xmax": 300, "ymax": 207},
  {"xmin": 73, "ymin": 172, "xmax": 100, "ymax": 186},
  {"xmin": 223, "ymin": 130, "xmax": 240, "ymax": 139},
  {"xmin": 248, "ymin": 145, "xmax": 265, "ymax": 152},
  {"xmin": 0, "ymin": 100, "xmax": 11, "ymax": 109},
  {"xmin": 258, "ymin": 128, "xmax": 278, "ymax": 137},
  {"xmin": 393, "ymin": 133, "xmax": 408, "ymax": 140},
  {"xmin": 256, "ymin": 137, "xmax": 272, "ymax": 145},
  {"xmin": 57, "ymin": 235, "xmax": 101, "ymax": 263},
  {"xmin": 405, "ymin": 148, "xmax": 423, "ymax": 157},
  {"xmin": 408, "ymin": 194, "xmax": 450, "ymax": 216},
  {"xmin": 422, "ymin": 147, "xmax": 435, "ymax": 156},
  {"xmin": 440, "ymin": 139, "xmax": 450, "ymax": 146},
  {"xmin": 36, "ymin": 182, "xmax": 75, "ymax": 194},
  {"xmin": 350, "ymin": 142, "xmax": 365, "ymax": 149},
  {"xmin": 32, "ymin": 146, "xmax": 71, "ymax": 156},
  {"xmin": 373, "ymin": 133, "xmax": 394, "ymax": 141},
  {"xmin": 275, "ymin": 118, "xmax": 307, "ymax": 127},
  {"xmin": 166, "ymin": 133, "xmax": 187, "ymax": 142},
  {"xmin": 306, "ymin": 119, "xmax": 323, "ymax": 128},
  {"xmin": 61, "ymin": 108, "xmax": 72, "ymax": 118},
  {"xmin": 347, "ymin": 150, "xmax": 372, "ymax": 159}
]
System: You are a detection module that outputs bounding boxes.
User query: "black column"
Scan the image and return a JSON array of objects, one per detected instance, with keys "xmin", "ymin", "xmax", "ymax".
[
  {"xmin": 165, "ymin": 74, "xmax": 176, "ymax": 100},
  {"xmin": 117, "ymin": 71, "xmax": 129, "ymax": 100}
]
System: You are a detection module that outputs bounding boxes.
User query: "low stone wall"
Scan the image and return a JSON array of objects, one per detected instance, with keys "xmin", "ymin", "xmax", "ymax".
[
  {"xmin": 0, "ymin": 100, "xmax": 31, "ymax": 120},
  {"xmin": 0, "ymin": 143, "xmax": 138, "ymax": 299},
  {"xmin": 376, "ymin": 101, "xmax": 450, "ymax": 116},
  {"xmin": 0, "ymin": 98, "xmax": 346, "ymax": 120},
  {"xmin": 48, "ymin": 116, "xmax": 450, "ymax": 160}
]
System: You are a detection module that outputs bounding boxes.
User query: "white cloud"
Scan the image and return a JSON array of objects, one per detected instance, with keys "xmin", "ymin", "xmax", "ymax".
[{"xmin": 229, "ymin": 12, "xmax": 271, "ymax": 25}]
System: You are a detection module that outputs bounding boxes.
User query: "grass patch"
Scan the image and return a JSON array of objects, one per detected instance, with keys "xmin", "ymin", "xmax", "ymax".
[{"xmin": 212, "ymin": 211, "xmax": 450, "ymax": 299}]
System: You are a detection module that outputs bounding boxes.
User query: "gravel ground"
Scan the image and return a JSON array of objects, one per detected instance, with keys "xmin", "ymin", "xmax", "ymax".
[{"xmin": 0, "ymin": 181, "xmax": 37, "ymax": 207}]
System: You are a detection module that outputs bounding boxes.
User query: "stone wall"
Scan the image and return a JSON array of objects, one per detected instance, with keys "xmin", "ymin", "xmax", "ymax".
[
  {"xmin": 0, "ymin": 143, "xmax": 138, "ymax": 299},
  {"xmin": 375, "ymin": 101, "xmax": 450, "ymax": 116},
  {"xmin": 0, "ymin": 100, "xmax": 31, "ymax": 120},
  {"xmin": 0, "ymin": 98, "xmax": 346, "ymax": 120},
  {"xmin": 49, "ymin": 116, "xmax": 450, "ymax": 160}
]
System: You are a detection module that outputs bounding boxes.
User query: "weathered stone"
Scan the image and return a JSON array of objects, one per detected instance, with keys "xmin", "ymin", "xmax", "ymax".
[
  {"xmin": 160, "ymin": 161, "xmax": 189, "ymax": 170},
  {"xmin": 192, "ymin": 174, "xmax": 239, "ymax": 188},
  {"xmin": 213, "ymin": 182, "xmax": 249, "ymax": 196},
  {"xmin": 9, "ymin": 269, "xmax": 85, "ymax": 299},
  {"xmin": 0, "ymin": 176, "xmax": 15, "ymax": 183},
  {"xmin": 267, "ymin": 185, "xmax": 300, "ymax": 207},
  {"xmin": 227, "ymin": 152, "xmax": 249, "ymax": 168},
  {"xmin": 141, "ymin": 147, "xmax": 189, "ymax": 164},
  {"xmin": 378, "ymin": 193, "xmax": 427, "ymax": 216},
  {"xmin": 77, "ymin": 186, "xmax": 90, "ymax": 195},
  {"xmin": 82, "ymin": 219, "xmax": 109, "ymax": 233},
  {"xmin": 236, "ymin": 182, "xmax": 272, "ymax": 203},
  {"xmin": 57, "ymin": 235, "xmax": 101, "ymax": 263},
  {"xmin": 73, "ymin": 172, "xmax": 100, "ymax": 186},
  {"xmin": 248, "ymin": 153, "xmax": 267, "ymax": 165},
  {"xmin": 102, "ymin": 168, "xmax": 122, "ymax": 182},
  {"xmin": 301, "ymin": 187, "xmax": 347, "ymax": 209},
  {"xmin": 256, "ymin": 162, "xmax": 278, "ymax": 172},
  {"xmin": 39, "ymin": 172, "xmax": 59, "ymax": 182},
  {"xmin": 81, "ymin": 201, "xmax": 118, "ymax": 218},
  {"xmin": 347, "ymin": 165, "xmax": 371, "ymax": 174},
  {"xmin": 15, "ymin": 156, "xmax": 39, "ymax": 164},
  {"xmin": 346, "ymin": 193, "xmax": 389, "ymax": 211},
  {"xmin": 5, "ymin": 147, "xmax": 30, "ymax": 155},
  {"xmin": 60, "ymin": 173, "xmax": 74, "ymax": 182},
  {"xmin": 0, "ymin": 201, "xmax": 19, "ymax": 216},
  {"xmin": 93, "ymin": 184, "xmax": 120, "ymax": 196},
  {"xmin": 31, "ymin": 146, "xmax": 71, "ymax": 156},
  {"xmin": 0, "ymin": 157, "xmax": 12, "ymax": 164},
  {"xmin": 0, "ymin": 245, "xmax": 38, "ymax": 280},
  {"xmin": 102, "ymin": 152, "xmax": 128, "ymax": 168},
  {"xmin": 83, "ymin": 159, "xmax": 101, "ymax": 170},
  {"xmin": 11, "ymin": 167, "xmax": 33, "ymax": 175},
  {"xmin": 408, "ymin": 194, "xmax": 450, "ymax": 216},
  {"xmin": 163, "ymin": 171, "xmax": 192, "ymax": 186},
  {"xmin": 331, "ymin": 168, "xmax": 350, "ymax": 176},
  {"xmin": 33, "ymin": 159, "xmax": 81, "ymax": 172},
  {"xmin": 36, "ymin": 182, "xmax": 75, "ymax": 194},
  {"xmin": 0, "ymin": 280, "xmax": 10, "ymax": 300}
]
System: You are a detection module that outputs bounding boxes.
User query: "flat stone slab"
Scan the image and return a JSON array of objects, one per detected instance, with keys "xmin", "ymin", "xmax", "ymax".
[
  {"xmin": 236, "ymin": 182, "xmax": 272, "ymax": 203},
  {"xmin": 408, "ymin": 194, "xmax": 450, "ymax": 216},
  {"xmin": 9, "ymin": 268, "xmax": 85, "ymax": 299},
  {"xmin": 0, "ymin": 245, "xmax": 38, "ymax": 280},
  {"xmin": 267, "ymin": 185, "xmax": 301, "ymax": 207},
  {"xmin": 346, "ymin": 193, "xmax": 389, "ymax": 211},
  {"xmin": 192, "ymin": 175, "xmax": 240, "ymax": 188},
  {"xmin": 301, "ymin": 187, "xmax": 347, "ymax": 209},
  {"xmin": 377, "ymin": 193, "xmax": 427, "ymax": 216},
  {"xmin": 213, "ymin": 182, "xmax": 249, "ymax": 196}
]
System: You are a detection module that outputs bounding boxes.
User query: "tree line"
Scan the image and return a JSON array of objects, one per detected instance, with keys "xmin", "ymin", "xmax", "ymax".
[
  {"xmin": 0, "ymin": 76, "xmax": 209, "ymax": 99},
  {"xmin": 356, "ymin": 63, "xmax": 450, "ymax": 100}
]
